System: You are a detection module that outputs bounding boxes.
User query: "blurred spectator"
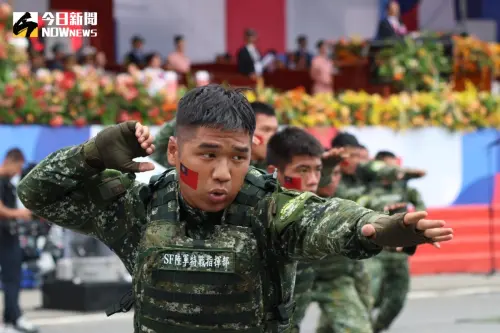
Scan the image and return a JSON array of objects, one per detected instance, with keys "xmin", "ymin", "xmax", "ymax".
[
  {"xmin": 78, "ymin": 45, "xmax": 97, "ymax": 71},
  {"xmin": 237, "ymin": 28, "xmax": 262, "ymax": 78},
  {"xmin": 376, "ymin": 0, "xmax": 407, "ymax": 40},
  {"xmin": 46, "ymin": 43, "xmax": 65, "ymax": 71},
  {"xmin": 294, "ymin": 35, "xmax": 312, "ymax": 69},
  {"xmin": 310, "ymin": 40, "xmax": 335, "ymax": 95},
  {"xmin": 63, "ymin": 55, "xmax": 77, "ymax": 80},
  {"xmin": 95, "ymin": 51, "xmax": 107, "ymax": 74},
  {"xmin": 0, "ymin": 149, "xmax": 38, "ymax": 333},
  {"xmin": 167, "ymin": 35, "xmax": 191, "ymax": 74},
  {"xmin": 124, "ymin": 35, "xmax": 146, "ymax": 66},
  {"xmin": 144, "ymin": 52, "xmax": 165, "ymax": 79},
  {"xmin": 30, "ymin": 52, "xmax": 46, "ymax": 75},
  {"xmin": 215, "ymin": 53, "xmax": 232, "ymax": 64}
]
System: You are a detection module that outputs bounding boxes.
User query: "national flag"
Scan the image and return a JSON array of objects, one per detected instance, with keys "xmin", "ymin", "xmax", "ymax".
[
  {"xmin": 396, "ymin": 157, "xmax": 403, "ymax": 166},
  {"xmin": 180, "ymin": 163, "xmax": 198, "ymax": 190},
  {"xmin": 284, "ymin": 176, "xmax": 302, "ymax": 190},
  {"xmin": 254, "ymin": 134, "xmax": 264, "ymax": 145}
]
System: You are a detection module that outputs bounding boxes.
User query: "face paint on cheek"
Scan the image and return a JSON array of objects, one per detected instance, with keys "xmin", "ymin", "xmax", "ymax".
[
  {"xmin": 283, "ymin": 176, "xmax": 302, "ymax": 191},
  {"xmin": 396, "ymin": 157, "xmax": 402, "ymax": 166},
  {"xmin": 180, "ymin": 163, "xmax": 199, "ymax": 190},
  {"xmin": 254, "ymin": 134, "xmax": 264, "ymax": 145},
  {"xmin": 341, "ymin": 160, "xmax": 349, "ymax": 167}
]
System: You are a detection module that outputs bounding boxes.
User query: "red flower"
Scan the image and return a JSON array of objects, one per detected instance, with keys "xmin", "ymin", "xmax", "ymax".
[
  {"xmin": 148, "ymin": 107, "xmax": 160, "ymax": 118},
  {"xmin": 118, "ymin": 111, "xmax": 130, "ymax": 122},
  {"xmin": 131, "ymin": 111, "xmax": 142, "ymax": 122},
  {"xmin": 4, "ymin": 84, "xmax": 15, "ymax": 98},
  {"xmin": 73, "ymin": 117, "xmax": 87, "ymax": 127},
  {"xmin": 34, "ymin": 88, "xmax": 45, "ymax": 99},
  {"xmin": 82, "ymin": 89, "xmax": 93, "ymax": 100},
  {"xmin": 13, "ymin": 117, "xmax": 23, "ymax": 125},
  {"xmin": 14, "ymin": 96, "xmax": 26, "ymax": 108},
  {"xmin": 49, "ymin": 115, "xmax": 64, "ymax": 127},
  {"xmin": 60, "ymin": 78, "xmax": 75, "ymax": 90}
]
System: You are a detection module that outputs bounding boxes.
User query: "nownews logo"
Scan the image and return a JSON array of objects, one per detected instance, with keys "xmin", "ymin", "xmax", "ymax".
[{"xmin": 12, "ymin": 11, "xmax": 98, "ymax": 38}]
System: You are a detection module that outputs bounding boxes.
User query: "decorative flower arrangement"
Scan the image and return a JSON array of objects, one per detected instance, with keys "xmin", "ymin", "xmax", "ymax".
[
  {"xmin": 333, "ymin": 36, "xmax": 367, "ymax": 62},
  {"xmin": 0, "ymin": 2, "xmax": 29, "ymax": 83},
  {"xmin": 452, "ymin": 35, "xmax": 500, "ymax": 77},
  {"xmin": 376, "ymin": 35, "xmax": 451, "ymax": 91},
  {"xmin": 244, "ymin": 83, "xmax": 500, "ymax": 131},
  {"xmin": 0, "ymin": 65, "xmax": 183, "ymax": 126}
]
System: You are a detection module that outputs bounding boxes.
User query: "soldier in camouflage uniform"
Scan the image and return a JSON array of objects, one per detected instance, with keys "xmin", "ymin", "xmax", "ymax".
[
  {"xmin": 359, "ymin": 151, "xmax": 427, "ymax": 333},
  {"xmin": 18, "ymin": 85, "xmax": 453, "ymax": 333},
  {"xmin": 151, "ymin": 102, "xmax": 278, "ymax": 170},
  {"xmin": 264, "ymin": 127, "xmax": 345, "ymax": 332}
]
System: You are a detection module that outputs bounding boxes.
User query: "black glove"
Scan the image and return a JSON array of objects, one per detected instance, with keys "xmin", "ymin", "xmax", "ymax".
[
  {"xmin": 369, "ymin": 213, "xmax": 431, "ymax": 247},
  {"xmin": 83, "ymin": 121, "xmax": 148, "ymax": 173}
]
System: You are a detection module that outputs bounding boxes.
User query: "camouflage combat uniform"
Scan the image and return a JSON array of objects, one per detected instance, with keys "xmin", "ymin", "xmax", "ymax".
[
  {"xmin": 358, "ymin": 182, "xmax": 426, "ymax": 333},
  {"xmin": 150, "ymin": 118, "xmax": 176, "ymax": 167},
  {"xmin": 18, "ymin": 145, "xmax": 387, "ymax": 333}
]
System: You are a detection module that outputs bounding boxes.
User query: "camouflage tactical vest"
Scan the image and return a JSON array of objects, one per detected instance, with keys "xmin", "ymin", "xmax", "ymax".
[{"xmin": 133, "ymin": 168, "xmax": 296, "ymax": 333}]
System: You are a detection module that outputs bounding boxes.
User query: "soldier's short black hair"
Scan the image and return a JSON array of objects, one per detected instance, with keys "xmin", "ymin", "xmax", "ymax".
[
  {"xmin": 175, "ymin": 85, "xmax": 255, "ymax": 142},
  {"xmin": 266, "ymin": 127, "xmax": 323, "ymax": 170},
  {"xmin": 174, "ymin": 35, "xmax": 184, "ymax": 45},
  {"xmin": 4, "ymin": 148, "xmax": 25, "ymax": 163},
  {"xmin": 331, "ymin": 132, "xmax": 361, "ymax": 148},
  {"xmin": 250, "ymin": 102, "xmax": 275, "ymax": 117},
  {"xmin": 375, "ymin": 150, "xmax": 396, "ymax": 160}
]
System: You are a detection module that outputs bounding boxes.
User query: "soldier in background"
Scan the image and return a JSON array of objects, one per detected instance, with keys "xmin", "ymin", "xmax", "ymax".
[
  {"xmin": 19, "ymin": 85, "xmax": 452, "ymax": 333},
  {"xmin": 264, "ymin": 127, "xmax": 345, "ymax": 332},
  {"xmin": 360, "ymin": 150, "xmax": 426, "ymax": 333}
]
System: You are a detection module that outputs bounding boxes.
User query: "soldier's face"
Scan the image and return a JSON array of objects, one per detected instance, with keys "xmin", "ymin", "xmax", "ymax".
[
  {"xmin": 274, "ymin": 155, "xmax": 321, "ymax": 193},
  {"xmin": 383, "ymin": 157, "xmax": 399, "ymax": 167},
  {"xmin": 167, "ymin": 127, "xmax": 251, "ymax": 212},
  {"xmin": 359, "ymin": 148, "xmax": 369, "ymax": 163},
  {"xmin": 252, "ymin": 114, "xmax": 278, "ymax": 161}
]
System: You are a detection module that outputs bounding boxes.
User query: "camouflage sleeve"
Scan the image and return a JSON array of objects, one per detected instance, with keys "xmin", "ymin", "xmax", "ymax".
[
  {"xmin": 150, "ymin": 118, "xmax": 176, "ymax": 167},
  {"xmin": 270, "ymin": 191, "xmax": 382, "ymax": 262},
  {"xmin": 359, "ymin": 161, "xmax": 401, "ymax": 183},
  {"xmin": 17, "ymin": 145, "xmax": 149, "ymax": 272},
  {"xmin": 356, "ymin": 194, "xmax": 373, "ymax": 209},
  {"xmin": 407, "ymin": 187, "xmax": 426, "ymax": 211}
]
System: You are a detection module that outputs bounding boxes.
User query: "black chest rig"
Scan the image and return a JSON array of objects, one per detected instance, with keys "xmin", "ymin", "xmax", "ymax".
[{"xmin": 130, "ymin": 167, "xmax": 295, "ymax": 333}]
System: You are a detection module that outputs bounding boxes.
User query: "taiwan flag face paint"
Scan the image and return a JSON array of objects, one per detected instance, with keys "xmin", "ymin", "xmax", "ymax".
[
  {"xmin": 395, "ymin": 157, "xmax": 402, "ymax": 166},
  {"xmin": 283, "ymin": 176, "xmax": 302, "ymax": 191},
  {"xmin": 254, "ymin": 134, "xmax": 264, "ymax": 145},
  {"xmin": 180, "ymin": 163, "xmax": 198, "ymax": 190}
]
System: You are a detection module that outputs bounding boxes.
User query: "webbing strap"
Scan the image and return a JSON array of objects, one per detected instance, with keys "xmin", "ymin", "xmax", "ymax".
[
  {"xmin": 141, "ymin": 302, "xmax": 256, "ymax": 326},
  {"xmin": 144, "ymin": 285, "xmax": 252, "ymax": 305},
  {"xmin": 151, "ymin": 269, "xmax": 243, "ymax": 285},
  {"xmin": 140, "ymin": 317, "xmax": 263, "ymax": 333}
]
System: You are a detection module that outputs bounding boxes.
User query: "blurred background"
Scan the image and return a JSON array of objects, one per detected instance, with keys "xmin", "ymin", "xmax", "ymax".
[{"xmin": 2, "ymin": 0, "xmax": 500, "ymax": 332}]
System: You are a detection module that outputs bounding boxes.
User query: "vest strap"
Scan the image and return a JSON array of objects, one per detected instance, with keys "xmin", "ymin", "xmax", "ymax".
[
  {"xmin": 141, "ymin": 302, "xmax": 256, "ymax": 326},
  {"xmin": 152, "ymin": 269, "xmax": 243, "ymax": 286},
  {"xmin": 144, "ymin": 285, "xmax": 253, "ymax": 305},
  {"xmin": 140, "ymin": 317, "xmax": 263, "ymax": 333}
]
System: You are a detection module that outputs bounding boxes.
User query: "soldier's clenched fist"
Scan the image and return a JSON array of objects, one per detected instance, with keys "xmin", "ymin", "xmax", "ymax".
[{"xmin": 83, "ymin": 121, "xmax": 156, "ymax": 173}]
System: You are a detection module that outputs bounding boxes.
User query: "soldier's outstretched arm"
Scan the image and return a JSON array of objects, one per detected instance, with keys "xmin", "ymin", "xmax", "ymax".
[{"xmin": 270, "ymin": 191, "xmax": 453, "ymax": 262}]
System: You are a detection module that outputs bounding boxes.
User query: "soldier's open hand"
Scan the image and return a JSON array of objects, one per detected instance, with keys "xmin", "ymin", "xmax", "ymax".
[
  {"xmin": 360, "ymin": 211, "xmax": 453, "ymax": 247},
  {"xmin": 85, "ymin": 121, "xmax": 156, "ymax": 173},
  {"xmin": 322, "ymin": 147, "xmax": 348, "ymax": 168}
]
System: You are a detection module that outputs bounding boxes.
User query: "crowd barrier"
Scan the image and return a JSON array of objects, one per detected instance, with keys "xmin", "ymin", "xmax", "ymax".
[{"xmin": 2, "ymin": 125, "xmax": 499, "ymax": 275}]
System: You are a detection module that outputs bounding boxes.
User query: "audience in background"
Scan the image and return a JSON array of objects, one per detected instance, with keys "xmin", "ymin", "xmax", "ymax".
[
  {"xmin": 167, "ymin": 35, "xmax": 191, "ymax": 74},
  {"xmin": 293, "ymin": 35, "xmax": 313, "ymax": 69},
  {"xmin": 310, "ymin": 40, "xmax": 335, "ymax": 95},
  {"xmin": 377, "ymin": 0, "xmax": 407, "ymax": 40},
  {"xmin": 124, "ymin": 35, "xmax": 146, "ymax": 66}
]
